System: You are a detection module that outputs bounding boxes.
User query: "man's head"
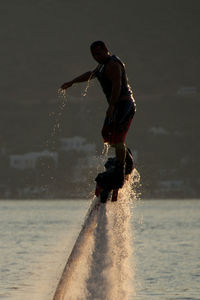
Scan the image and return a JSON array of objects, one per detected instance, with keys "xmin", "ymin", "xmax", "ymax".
[{"xmin": 90, "ymin": 41, "xmax": 110, "ymax": 64}]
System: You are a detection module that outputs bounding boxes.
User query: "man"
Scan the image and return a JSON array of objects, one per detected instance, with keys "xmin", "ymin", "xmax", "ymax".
[{"xmin": 61, "ymin": 41, "xmax": 136, "ymax": 188}]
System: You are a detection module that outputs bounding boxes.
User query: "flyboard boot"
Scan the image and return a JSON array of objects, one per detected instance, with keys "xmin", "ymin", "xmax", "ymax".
[
  {"xmin": 95, "ymin": 159, "xmax": 124, "ymax": 203},
  {"xmin": 95, "ymin": 148, "xmax": 134, "ymax": 203}
]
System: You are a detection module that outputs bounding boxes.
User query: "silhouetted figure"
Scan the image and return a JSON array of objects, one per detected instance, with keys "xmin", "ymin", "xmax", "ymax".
[{"xmin": 61, "ymin": 41, "xmax": 136, "ymax": 188}]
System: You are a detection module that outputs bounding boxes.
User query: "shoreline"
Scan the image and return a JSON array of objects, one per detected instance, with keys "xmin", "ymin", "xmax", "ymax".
[{"xmin": 0, "ymin": 197, "xmax": 200, "ymax": 201}]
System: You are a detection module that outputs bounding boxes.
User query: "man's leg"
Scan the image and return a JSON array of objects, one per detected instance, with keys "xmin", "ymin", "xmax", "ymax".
[
  {"xmin": 109, "ymin": 142, "xmax": 126, "ymax": 188},
  {"xmin": 111, "ymin": 142, "xmax": 126, "ymax": 164}
]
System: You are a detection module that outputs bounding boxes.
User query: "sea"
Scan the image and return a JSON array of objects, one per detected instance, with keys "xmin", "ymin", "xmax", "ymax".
[{"xmin": 0, "ymin": 199, "xmax": 200, "ymax": 300}]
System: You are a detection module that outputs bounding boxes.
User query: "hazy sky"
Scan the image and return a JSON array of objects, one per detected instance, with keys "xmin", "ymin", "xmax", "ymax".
[{"xmin": 1, "ymin": 0, "xmax": 199, "ymax": 102}]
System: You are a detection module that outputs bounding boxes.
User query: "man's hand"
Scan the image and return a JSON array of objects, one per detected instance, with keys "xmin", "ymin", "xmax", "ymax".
[
  {"xmin": 61, "ymin": 81, "xmax": 73, "ymax": 90},
  {"xmin": 106, "ymin": 104, "xmax": 115, "ymax": 120}
]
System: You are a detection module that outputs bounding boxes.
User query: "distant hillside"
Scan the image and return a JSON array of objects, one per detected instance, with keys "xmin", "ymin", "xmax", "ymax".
[{"xmin": 1, "ymin": 92, "xmax": 199, "ymax": 197}]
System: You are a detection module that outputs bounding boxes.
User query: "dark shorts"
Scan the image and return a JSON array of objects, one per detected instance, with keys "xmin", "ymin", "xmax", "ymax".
[{"xmin": 102, "ymin": 98, "xmax": 136, "ymax": 144}]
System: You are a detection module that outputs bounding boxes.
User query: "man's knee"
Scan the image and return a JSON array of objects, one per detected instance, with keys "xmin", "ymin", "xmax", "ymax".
[{"xmin": 111, "ymin": 143, "xmax": 126, "ymax": 151}]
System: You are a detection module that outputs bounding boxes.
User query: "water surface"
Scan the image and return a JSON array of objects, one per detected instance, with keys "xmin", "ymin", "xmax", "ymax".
[{"xmin": 0, "ymin": 199, "xmax": 200, "ymax": 299}]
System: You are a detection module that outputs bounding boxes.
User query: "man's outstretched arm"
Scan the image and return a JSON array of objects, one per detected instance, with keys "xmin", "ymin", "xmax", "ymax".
[{"xmin": 61, "ymin": 70, "xmax": 96, "ymax": 90}]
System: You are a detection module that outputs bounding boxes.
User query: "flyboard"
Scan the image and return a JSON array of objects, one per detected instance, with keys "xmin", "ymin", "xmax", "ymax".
[{"xmin": 95, "ymin": 148, "xmax": 134, "ymax": 203}]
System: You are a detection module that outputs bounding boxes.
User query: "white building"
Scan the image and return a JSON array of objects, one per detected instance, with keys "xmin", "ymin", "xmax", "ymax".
[
  {"xmin": 148, "ymin": 126, "xmax": 169, "ymax": 135},
  {"xmin": 176, "ymin": 86, "xmax": 197, "ymax": 96},
  {"xmin": 10, "ymin": 150, "xmax": 58, "ymax": 170},
  {"xmin": 60, "ymin": 136, "xmax": 96, "ymax": 153}
]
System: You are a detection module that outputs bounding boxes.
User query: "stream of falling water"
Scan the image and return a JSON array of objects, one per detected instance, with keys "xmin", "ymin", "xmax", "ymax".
[
  {"xmin": 45, "ymin": 73, "xmax": 94, "ymax": 152},
  {"xmin": 53, "ymin": 170, "xmax": 140, "ymax": 300}
]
